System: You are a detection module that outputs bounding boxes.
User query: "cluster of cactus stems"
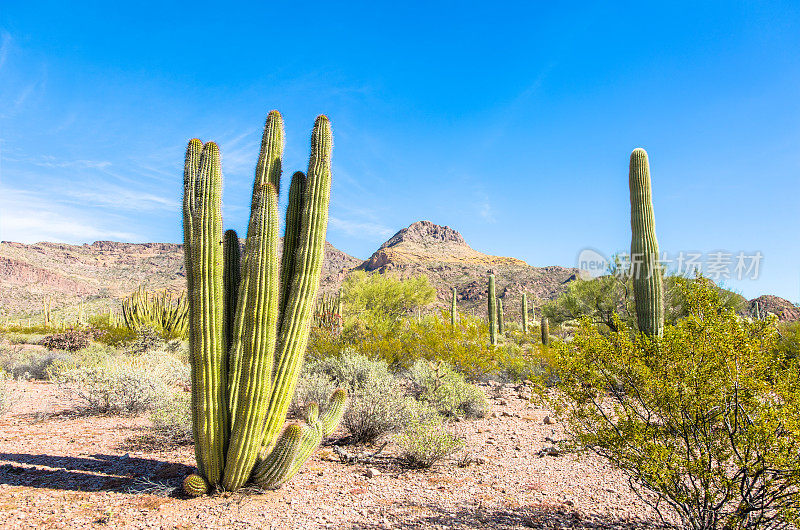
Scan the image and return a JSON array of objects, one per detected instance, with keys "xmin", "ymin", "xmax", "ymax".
[
  {"xmin": 488, "ymin": 274, "xmax": 497, "ymax": 346},
  {"xmin": 181, "ymin": 111, "xmax": 345, "ymax": 495},
  {"xmin": 629, "ymin": 148, "xmax": 664, "ymax": 337},
  {"xmin": 121, "ymin": 287, "xmax": 189, "ymax": 339},
  {"xmin": 521, "ymin": 293, "xmax": 528, "ymax": 334},
  {"xmin": 450, "ymin": 287, "xmax": 457, "ymax": 329},
  {"xmin": 541, "ymin": 317, "xmax": 550, "ymax": 346},
  {"xmin": 314, "ymin": 292, "xmax": 342, "ymax": 330}
]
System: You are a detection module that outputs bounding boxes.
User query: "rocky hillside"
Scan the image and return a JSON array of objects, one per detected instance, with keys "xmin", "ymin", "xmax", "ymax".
[
  {"xmin": 0, "ymin": 240, "xmax": 361, "ymax": 319},
  {"xmin": 359, "ymin": 221, "xmax": 580, "ymax": 318},
  {"xmin": 1, "ymin": 220, "xmax": 797, "ymax": 323}
]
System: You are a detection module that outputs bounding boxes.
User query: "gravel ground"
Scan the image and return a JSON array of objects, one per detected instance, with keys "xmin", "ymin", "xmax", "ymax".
[{"xmin": 0, "ymin": 380, "xmax": 677, "ymax": 529}]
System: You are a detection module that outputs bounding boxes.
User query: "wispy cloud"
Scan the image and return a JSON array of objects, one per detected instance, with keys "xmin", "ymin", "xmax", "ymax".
[
  {"xmin": 0, "ymin": 188, "xmax": 142, "ymax": 243},
  {"xmin": 476, "ymin": 191, "xmax": 496, "ymax": 223},
  {"xmin": 329, "ymin": 216, "xmax": 393, "ymax": 239}
]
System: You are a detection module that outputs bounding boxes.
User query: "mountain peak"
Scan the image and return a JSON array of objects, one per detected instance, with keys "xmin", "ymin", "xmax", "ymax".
[{"xmin": 380, "ymin": 221, "xmax": 466, "ymax": 250}]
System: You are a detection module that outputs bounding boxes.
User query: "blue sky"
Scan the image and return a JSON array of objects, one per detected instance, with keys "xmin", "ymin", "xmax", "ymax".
[{"xmin": 0, "ymin": 1, "xmax": 798, "ymax": 302}]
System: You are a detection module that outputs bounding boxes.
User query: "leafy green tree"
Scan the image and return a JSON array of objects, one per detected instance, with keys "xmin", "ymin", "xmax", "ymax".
[
  {"xmin": 340, "ymin": 271, "xmax": 436, "ymax": 327},
  {"xmin": 543, "ymin": 278, "xmax": 800, "ymax": 529}
]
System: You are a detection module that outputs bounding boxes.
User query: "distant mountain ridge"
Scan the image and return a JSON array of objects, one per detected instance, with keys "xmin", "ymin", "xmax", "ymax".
[{"xmin": 0, "ymin": 221, "xmax": 797, "ymax": 322}]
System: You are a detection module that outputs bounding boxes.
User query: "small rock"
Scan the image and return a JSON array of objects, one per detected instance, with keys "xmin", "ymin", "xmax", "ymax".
[
  {"xmin": 498, "ymin": 399, "xmax": 508, "ymax": 406},
  {"xmin": 543, "ymin": 415, "xmax": 554, "ymax": 425},
  {"xmin": 500, "ymin": 411, "xmax": 512, "ymax": 417},
  {"xmin": 365, "ymin": 468, "xmax": 381, "ymax": 478}
]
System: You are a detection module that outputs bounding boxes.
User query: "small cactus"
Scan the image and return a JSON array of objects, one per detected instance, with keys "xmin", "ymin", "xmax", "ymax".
[
  {"xmin": 497, "ymin": 298, "xmax": 504, "ymax": 334},
  {"xmin": 450, "ymin": 287, "xmax": 457, "ymax": 329},
  {"xmin": 541, "ymin": 317, "xmax": 550, "ymax": 346},
  {"xmin": 183, "ymin": 474, "xmax": 209, "ymax": 497}
]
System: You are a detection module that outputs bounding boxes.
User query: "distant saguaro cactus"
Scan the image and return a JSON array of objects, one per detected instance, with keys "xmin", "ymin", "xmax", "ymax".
[
  {"xmin": 488, "ymin": 274, "xmax": 497, "ymax": 346},
  {"xmin": 521, "ymin": 293, "xmax": 528, "ymax": 333},
  {"xmin": 541, "ymin": 317, "xmax": 550, "ymax": 346},
  {"xmin": 629, "ymin": 148, "xmax": 664, "ymax": 337},
  {"xmin": 450, "ymin": 287, "xmax": 457, "ymax": 329},
  {"xmin": 497, "ymin": 298, "xmax": 504, "ymax": 334}
]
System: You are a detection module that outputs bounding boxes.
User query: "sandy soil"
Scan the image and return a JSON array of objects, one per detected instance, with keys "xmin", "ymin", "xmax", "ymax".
[{"xmin": 0, "ymin": 380, "xmax": 676, "ymax": 529}]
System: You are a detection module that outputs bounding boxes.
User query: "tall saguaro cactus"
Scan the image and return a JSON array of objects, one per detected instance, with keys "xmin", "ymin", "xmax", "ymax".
[
  {"xmin": 488, "ymin": 274, "xmax": 497, "ymax": 346},
  {"xmin": 521, "ymin": 293, "xmax": 528, "ymax": 334},
  {"xmin": 182, "ymin": 112, "xmax": 345, "ymax": 495},
  {"xmin": 450, "ymin": 287, "xmax": 457, "ymax": 329},
  {"xmin": 629, "ymin": 148, "xmax": 664, "ymax": 337}
]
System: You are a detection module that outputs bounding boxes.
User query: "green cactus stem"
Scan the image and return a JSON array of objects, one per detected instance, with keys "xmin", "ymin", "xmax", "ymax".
[
  {"xmin": 541, "ymin": 317, "xmax": 550, "ymax": 346},
  {"xmin": 488, "ymin": 274, "xmax": 497, "ymax": 346},
  {"xmin": 629, "ymin": 148, "xmax": 664, "ymax": 337},
  {"xmin": 451, "ymin": 287, "xmax": 457, "ymax": 329},
  {"xmin": 497, "ymin": 298, "xmax": 504, "ymax": 334},
  {"xmin": 183, "ymin": 474, "xmax": 209, "ymax": 497},
  {"xmin": 183, "ymin": 139, "xmax": 228, "ymax": 487},
  {"xmin": 522, "ymin": 293, "xmax": 528, "ymax": 334},
  {"xmin": 223, "ymin": 230, "xmax": 241, "ymax": 349}
]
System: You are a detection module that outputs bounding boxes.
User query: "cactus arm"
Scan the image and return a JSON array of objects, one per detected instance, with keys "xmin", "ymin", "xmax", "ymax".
[
  {"xmin": 451, "ymin": 287, "xmax": 457, "ymax": 329},
  {"xmin": 259, "ymin": 116, "xmax": 333, "ymax": 454},
  {"xmin": 253, "ymin": 389, "xmax": 346, "ymax": 489},
  {"xmin": 223, "ymin": 229, "xmax": 241, "ymax": 350},
  {"xmin": 222, "ymin": 183, "xmax": 281, "ymax": 491},
  {"xmin": 227, "ymin": 111, "xmax": 284, "ymax": 418},
  {"xmin": 497, "ymin": 298, "xmax": 504, "ymax": 334},
  {"xmin": 278, "ymin": 171, "xmax": 306, "ymax": 332},
  {"xmin": 184, "ymin": 141, "xmax": 228, "ymax": 486},
  {"xmin": 629, "ymin": 148, "xmax": 664, "ymax": 337},
  {"xmin": 488, "ymin": 274, "xmax": 497, "ymax": 346}
]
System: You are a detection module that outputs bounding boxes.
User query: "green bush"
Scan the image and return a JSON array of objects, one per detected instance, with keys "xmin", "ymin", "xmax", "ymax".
[
  {"xmin": 306, "ymin": 351, "xmax": 411, "ymax": 444},
  {"xmin": 49, "ymin": 350, "xmax": 188, "ymax": 415},
  {"xmin": 0, "ymin": 344, "xmax": 71, "ymax": 380},
  {"xmin": 543, "ymin": 278, "xmax": 800, "ymax": 529},
  {"xmin": 289, "ymin": 371, "xmax": 337, "ymax": 417},
  {"xmin": 394, "ymin": 419, "xmax": 465, "ymax": 469},
  {"xmin": 407, "ymin": 360, "xmax": 487, "ymax": 418}
]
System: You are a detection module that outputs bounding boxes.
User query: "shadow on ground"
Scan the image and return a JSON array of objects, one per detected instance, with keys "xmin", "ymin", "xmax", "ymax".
[
  {"xmin": 0, "ymin": 452, "xmax": 191, "ymax": 493},
  {"xmin": 352, "ymin": 502, "xmax": 673, "ymax": 529}
]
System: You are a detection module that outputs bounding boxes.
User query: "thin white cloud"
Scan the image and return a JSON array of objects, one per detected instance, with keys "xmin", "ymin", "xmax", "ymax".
[
  {"xmin": 329, "ymin": 216, "xmax": 393, "ymax": 239},
  {"xmin": 0, "ymin": 188, "xmax": 142, "ymax": 243},
  {"xmin": 477, "ymin": 192, "xmax": 496, "ymax": 223}
]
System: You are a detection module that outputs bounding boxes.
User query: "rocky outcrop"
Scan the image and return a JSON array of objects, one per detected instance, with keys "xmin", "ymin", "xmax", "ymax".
[{"xmin": 748, "ymin": 295, "xmax": 800, "ymax": 322}]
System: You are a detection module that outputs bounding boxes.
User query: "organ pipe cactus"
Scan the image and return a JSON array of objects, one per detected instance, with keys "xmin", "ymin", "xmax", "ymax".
[
  {"xmin": 488, "ymin": 274, "xmax": 497, "ymax": 345},
  {"xmin": 182, "ymin": 111, "xmax": 344, "ymax": 494},
  {"xmin": 629, "ymin": 148, "xmax": 664, "ymax": 337},
  {"xmin": 521, "ymin": 293, "xmax": 528, "ymax": 334}
]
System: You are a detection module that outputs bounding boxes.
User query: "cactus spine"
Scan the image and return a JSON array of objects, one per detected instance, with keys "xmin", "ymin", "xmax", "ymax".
[
  {"xmin": 629, "ymin": 148, "xmax": 664, "ymax": 337},
  {"xmin": 488, "ymin": 274, "xmax": 497, "ymax": 346},
  {"xmin": 522, "ymin": 293, "xmax": 528, "ymax": 333},
  {"xmin": 450, "ymin": 287, "xmax": 457, "ymax": 329},
  {"xmin": 183, "ymin": 112, "xmax": 343, "ymax": 494},
  {"xmin": 541, "ymin": 317, "xmax": 550, "ymax": 346},
  {"xmin": 497, "ymin": 298, "xmax": 504, "ymax": 334}
]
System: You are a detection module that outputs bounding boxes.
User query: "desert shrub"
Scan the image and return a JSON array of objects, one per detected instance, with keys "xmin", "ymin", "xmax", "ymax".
[
  {"xmin": 89, "ymin": 316, "xmax": 136, "ymax": 346},
  {"xmin": 49, "ymin": 351, "xmax": 188, "ymax": 414},
  {"xmin": 37, "ymin": 328, "xmax": 93, "ymax": 351},
  {"xmin": 307, "ymin": 351, "xmax": 411, "ymax": 444},
  {"xmin": 0, "ymin": 344, "xmax": 72, "ymax": 380},
  {"xmin": 125, "ymin": 327, "xmax": 165, "ymax": 354},
  {"xmin": 290, "ymin": 371, "xmax": 337, "ymax": 417},
  {"xmin": 407, "ymin": 360, "xmax": 487, "ymax": 418},
  {"xmin": 394, "ymin": 419, "xmax": 465, "ymax": 469},
  {"xmin": 0, "ymin": 371, "xmax": 24, "ymax": 415},
  {"xmin": 150, "ymin": 391, "xmax": 192, "ymax": 444},
  {"xmin": 544, "ymin": 278, "xmax": 800, "ymax": 529}
]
